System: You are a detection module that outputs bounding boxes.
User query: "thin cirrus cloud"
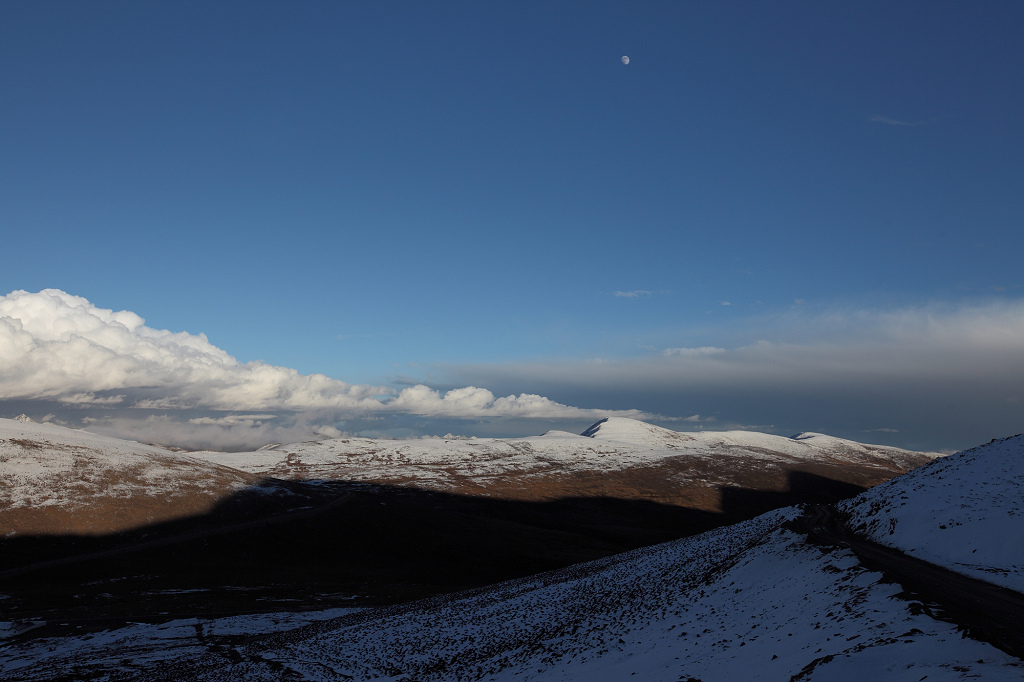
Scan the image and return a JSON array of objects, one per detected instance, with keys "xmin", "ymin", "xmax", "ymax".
[
  {"xmin": 0, "ymin": 289, "xmax": 650, "ymax": 448},
  {"xmin": 869, "ymin": 115, "xmax": 936, "ymax": 127}
]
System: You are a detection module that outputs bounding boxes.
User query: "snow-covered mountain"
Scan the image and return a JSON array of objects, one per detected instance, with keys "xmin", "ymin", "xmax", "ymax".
[
  {"xmin": 196, "ymin": 416, "xmax": 936, "ymax": 484},
  {"xmin": 0, "ymin": 417, "xmax": 257, "ymax": 535},
  {"xmin": 840, "ymin": 433, "xmax": 1024, "ymax": 592},
  {"xmin": 0, "ymin": 416, "xmax": 936, "ymax": 538},
  {"xmin": 2, "ymin": 433, "xmax": 1020, "ymax": 681},
  {"xmin": 190, "ymin": 416, "xmax": 938, "ymax": 511},
  {"xmin": 0, "ymin": 415, "xmax": 943, "ymax": 639}
]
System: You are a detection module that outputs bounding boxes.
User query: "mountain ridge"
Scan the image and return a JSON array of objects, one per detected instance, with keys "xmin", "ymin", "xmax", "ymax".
[
  {"xmin": 0, "ymin": 416, "xmax": 939, "ymax": 536},
  {"xmin": 6, "ymin": 430, "xmax": 1021, "ymax": 680}
]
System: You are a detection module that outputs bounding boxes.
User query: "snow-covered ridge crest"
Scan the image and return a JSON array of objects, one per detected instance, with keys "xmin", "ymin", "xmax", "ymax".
[
  {"xmin": 0, "ymin": 417, "xmax": 257, "ymax": 535},
  {"xmin": 582, "ymin": 417, "xmax": 929, "ymax": 461},
  {"xmin": 0, "ymin": 415, "xmax": 939, "ymax": 536},
  {"xmin": 192, "ymin": 416, "xmax": 939, "ymax": 504},
  {"xmin": 581, "ymin": 416, "xmax": 696, "ymax": 444},
  {"xmin": 841, "ymin": 432, "xmax": 1024, "ymax": 592}
]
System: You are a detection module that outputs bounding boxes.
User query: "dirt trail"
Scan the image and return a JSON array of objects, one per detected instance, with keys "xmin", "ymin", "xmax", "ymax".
[{"xmin": 795, "ymin": 504, "xmax": 1024, "ymax": 659}]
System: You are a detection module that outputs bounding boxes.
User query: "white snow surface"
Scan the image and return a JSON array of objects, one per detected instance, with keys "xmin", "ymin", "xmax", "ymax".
[
  {"xmin": 190, "ymin": 417, "xmax": 937, "ymax": 490},
  {"xmin": 0, "ymin": 608, "xmax": 360, "ymax": 678},
  {"xmin": 0, "ymin": 418, "xmax": 254, "ymax": 520},
  {"xmin": 0, "ymin": 427, "xmax": 1017, "ymax": 680},
  {"xmin": 841, "ymin": 433, "xmax": 1024, "ymax": 592},
  {"xmin": 0, "ymin": 415, "xmax": 936, "ymax": 536},
  {"xmin": 3, "ymin": 508, "xmax": 1019, "ymax": 681}
]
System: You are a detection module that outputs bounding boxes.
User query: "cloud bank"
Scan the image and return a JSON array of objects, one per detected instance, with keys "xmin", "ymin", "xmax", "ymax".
[
  {"xmin": 0, "ymin": 289, "xmax": 648, "ymax": 448},
  {"xmin": 5, "ymin": 289, "xmax": 1021, "ymax": 452},
  {"xmin": 438, "ymin": 303, "xmax": 1024, "ymax": 451}
]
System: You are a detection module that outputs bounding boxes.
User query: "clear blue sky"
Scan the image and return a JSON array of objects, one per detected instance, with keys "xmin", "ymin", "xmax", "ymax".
[{"xmin": 2, "ymin": 2, "xmax": 1022, "ymax": 450}]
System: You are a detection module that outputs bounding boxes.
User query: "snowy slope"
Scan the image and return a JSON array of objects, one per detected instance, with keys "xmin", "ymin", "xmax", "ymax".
[
  {"xmin": 0, "ymin": 608, "xmax": 361, "ymax": 678},
  {"xmin": 191, "ymin": 417, "xmax": 938, "ymax": 503},
  {"xmin": 0, "ymin": 414, "xmax": 939, "ymax": 536},
  {"xmin": 0, "ymin": 417, "xmax": 257, "ymax": 535},
  {"xmin": 0, "ymin": 432, "xmax": 1017, "ymax": 681},
  {"xmin": 841, "ymin": 433, "xmax": 1024, "ymax": 592},
  {"xmin": 4, "ymin": 508, "xmax": 1019, "ymax": 681}
]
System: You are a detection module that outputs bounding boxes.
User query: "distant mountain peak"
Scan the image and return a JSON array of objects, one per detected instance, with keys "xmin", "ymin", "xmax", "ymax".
[
  {"xmin": 579, "ymin": 417, "xmax": 611, "ymax": 437},
  {"xmin": 581, "ymin": 417, "xmax": 694, "ymax": 444},
  {"xmin": 790, "ymin": 432, "xmax": 828, "ymax": 441}
]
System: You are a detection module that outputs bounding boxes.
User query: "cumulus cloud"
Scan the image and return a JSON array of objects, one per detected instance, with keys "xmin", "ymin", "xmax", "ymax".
[
  {"xmin": 389, "ymin": 385, "xmax": 646, "ymax": 420},
  {"xmin": 0, "ymin": 289, "xmax": 648, "ymax": 447},
  {"xmin": 0, "ymin": 289, "xmax": 388, "ymax": 412}
]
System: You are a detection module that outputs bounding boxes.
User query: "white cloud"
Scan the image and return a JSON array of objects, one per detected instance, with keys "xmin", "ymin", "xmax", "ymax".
[
  {"xmin": 188, "ymin": 414, "xmax": 277, "ymax": 427},
  {"xmin": 0, "ymin": 290, "xmax": 648, "ymax": 437},
  {"xmin": 614, "ymin": 290, "xmax": 652, "ymax": 298},
  {"xmin": 390, "ymin": 384, "xmax": 648, "ymax": 420},
  {"xmin": 72, "ymin": 412, "xmax": 346, "ymax": 451},
  {"xmin": 662, "ymin": 346, "xmax": 726, "ymax": 357},
  {"xmin": 314, "ymin": 425, "xmax": 344, "ymax": 439},
  {"xmin": 58, "ymin": 392, "xmax": 126, "ymax": 406},
  {"xmin": 0, "ymin": 289, "xmax": 389, "ymax": 412}
]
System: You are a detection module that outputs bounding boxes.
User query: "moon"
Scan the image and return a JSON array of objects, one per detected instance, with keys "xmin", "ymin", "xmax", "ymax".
[{"xmin": 621, "ymin": 55, "xmax": 629, "ymax": 65}]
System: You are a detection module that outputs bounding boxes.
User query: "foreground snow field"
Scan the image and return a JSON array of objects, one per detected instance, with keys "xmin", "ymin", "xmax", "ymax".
[
  {"xmin": 2, "ymin": 422, "xmax": 1018, "ymax": 680},
  {"xmin": 840, "ymin": 433, "xmax": 1024, "ymax": 592},
  {"xmin": 178, "ymin": 511, "xmax": 1016, "ymax": 682},
  {"xmin": 3, "ymin": 505, "xmax": 1021, "ymax": 680}
]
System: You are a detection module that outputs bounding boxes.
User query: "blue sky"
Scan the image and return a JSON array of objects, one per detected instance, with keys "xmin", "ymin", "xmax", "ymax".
[{"xmin": 1, "ymin": 2, "xmax": 1022, "ymax": 451}]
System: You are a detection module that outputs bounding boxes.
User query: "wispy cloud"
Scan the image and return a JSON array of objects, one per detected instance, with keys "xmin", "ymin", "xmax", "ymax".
[
  {"xmin": 614, "ymin": 290, "xmax": 653, "ymax": 298},
  {"xmin": 59, "ymin": 393, "xmax": 126, "ymax": 406},
  {"xmin": 869, "ymin": 115, "xmax": 936, "ymax": 127},
  {"xmin": 662, "ymin": 346, "xmax": 726, "ymax": 357},
  {"xmin": 188, "ymin": 414, "xmax": 277, "ymax": 427}
]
